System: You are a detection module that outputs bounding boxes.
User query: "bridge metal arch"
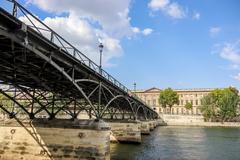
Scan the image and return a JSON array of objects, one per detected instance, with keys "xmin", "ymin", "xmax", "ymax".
[
  {"xmin": 0, "ymin": 29, "xmax": 101, "ymax": 118},
  {"xmin": 99, "ymin": 95, "xmax": 135, "ymax": 118},
  {"xmin": 75, "ymin": 79, "xmax": 137, "ymax": 119},
  {"xmin": 135, "ymin": 105, "xmax": 147, "ymax": 120},
  {"xmin": 129, "ymin": 100, "xmax": 148, "ymax": 120},
  {"xmin": 74, "ymin": 79, "xmax": 159, "ymax": 120},
  {"xmin": 0, "ymin": 85, "xmax": 92, "ymax": 120}
]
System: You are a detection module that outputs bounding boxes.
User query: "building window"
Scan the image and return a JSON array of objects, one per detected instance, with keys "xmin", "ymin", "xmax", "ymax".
[
  {"xmin": 190, "ymin": 100, "xmax": 193, "ymax": 104},
  {"xmin": 153, "ymin": 99, "xmax": 156, "ymax": 106},
  {"xmin": 147, "ymin": 100, "xmax": 151, "ymax": 105},
  {"xmin": 196, "ymin": 100, "xmax": 198, "ymax": 106},
  {"xmin": 195, "ymin": 94, "xmax": 198, "ymax": 97}
]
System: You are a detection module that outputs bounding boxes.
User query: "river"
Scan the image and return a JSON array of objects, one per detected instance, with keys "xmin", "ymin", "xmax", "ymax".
[{"xmin": 110, "ymin": 126, "xmax": 240, "ymax": 160}]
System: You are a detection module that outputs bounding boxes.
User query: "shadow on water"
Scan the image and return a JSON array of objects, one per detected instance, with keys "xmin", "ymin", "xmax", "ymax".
[{"xmin": 110, "ymin": 126, "xmax": 240, "ymax": 160}]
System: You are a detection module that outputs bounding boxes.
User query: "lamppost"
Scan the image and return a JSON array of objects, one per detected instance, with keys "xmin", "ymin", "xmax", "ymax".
[
  {"xmin": 98, "ymin": 42, "xmax": 104, "ymax": 119},
  {"xmin": 98, "ymin": 42, "xmax": 104, "ymax": 74},
  {"xmin": 134, "ymin": 82, "xmax": 136, "ymax": 92}
]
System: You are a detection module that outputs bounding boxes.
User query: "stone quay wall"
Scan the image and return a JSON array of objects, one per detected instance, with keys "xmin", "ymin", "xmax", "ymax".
[
  {"xmin": 161, "ymin": 114, "xmax": 240, "ymax": 127},
  {"xmin": 0, "ymin": 118, "xmax": 110, "ymax": 160}
]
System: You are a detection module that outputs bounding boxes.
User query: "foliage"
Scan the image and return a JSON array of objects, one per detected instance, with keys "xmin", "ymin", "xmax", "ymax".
[
  {"xmin": 185, "ymin": 102, "xmax": 193, "ymax": 110},
  {"xmin": 159, "ymin": 88, "xmax": 179, "ymax": 114},
  {"xmin": 200, "ymin": 95, "xmax": 217, "ymax": 121},
  {"xmin": 0, "ymin": 93, "xmax": 14, "ymax": 114},
  {"xmin": 200, "ymin": 87, "xmax": 240, "ymax": 122}
]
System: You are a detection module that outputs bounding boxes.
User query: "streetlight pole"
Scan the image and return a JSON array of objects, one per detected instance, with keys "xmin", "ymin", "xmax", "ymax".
[
  {"xmin": 134, "ymin": 82, "xmax": 136, "ymax": 92},
  {"xmin": 98, "ymin": 42, "xmax": 103, "ymax": 119},
  {"xmin": 98, "ymin": 43, "xmax": 104, "ymax": 74}
]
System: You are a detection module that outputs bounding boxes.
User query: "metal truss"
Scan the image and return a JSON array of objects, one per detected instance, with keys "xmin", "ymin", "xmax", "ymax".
[{"xmin": 0, "ymin": 0, "xmax": 159, "ymax": 121}]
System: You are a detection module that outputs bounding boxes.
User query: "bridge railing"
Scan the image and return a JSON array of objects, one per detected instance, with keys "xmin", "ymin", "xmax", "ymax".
[{"xmin": 3, "ymin": 0, "xmax": 129, "ymax": 93}]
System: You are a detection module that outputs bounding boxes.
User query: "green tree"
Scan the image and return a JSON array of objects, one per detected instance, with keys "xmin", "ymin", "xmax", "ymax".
[
  {"xmin": 217, "ymin": 88, "xmax": 239, "ymax": 122},
  {"xmin": 185, "ymin": 102, "xmax": 193, "ymax": 115},
  {"xmin": 200, "ymin": 94, "xmax": 217, "ymax": 121},
  {"xmin": 0, "ymin": 93, "xmax": 13, "ymax": 114},
  {"xmin": 159, "ymin": 88, "xmax": 179, "ymax": 114},
  {"xmin": 200, "ymin": 87, "xmax": 240, "ymax": 122}
]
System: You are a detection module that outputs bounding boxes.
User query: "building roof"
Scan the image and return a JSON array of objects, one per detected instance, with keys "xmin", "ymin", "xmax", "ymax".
[
  {"xmin": 133, "ymin": 87, "xmax": 161, "ymax": 93},
  {"xmin": 132, "ymin": 87, "xmax": 224, "ymax": 93}
]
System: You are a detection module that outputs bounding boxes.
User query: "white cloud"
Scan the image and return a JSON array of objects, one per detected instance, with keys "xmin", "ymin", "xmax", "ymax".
[
  {"xmin": 193, "ymin": 12, "xmax": 200, "ymax": 20},
  {"xmin": 132, "ymin": 27, "xmax": 140, "ymax": 33},
  {"xmin": 166, "ymin": 3, "xmax": 185, "ymax": 19},
  {"xmin": 142, "ymin": 28, "xmax": 153, "ymax": 35},
  {"xmin": 219, "ymin": 40, "xmax": 240, "ymax": 64},
  {"xmin": 25, "ymin": 0, "xmax": 144, "ymax": 67},
  {"xmin": 148, "ymin": 0, "xmax": 169, "ymax": 10},
  {"xmin": 215, "ymin": 40, "xmax": 240, "ymax": 81},
  {"xmin": 148, "ymin": 0, "xmax": 186, "ymax": 19},
  {"xmin": 19, "ymin": 15, "xmax": 122, "ymax": 67},
  {"xmin": 233, "ymin": 73, "xmax": 240, "ymax": 81},
  {"xmin": 132, "ymin": 27, "xmax": 153, "ymax": 36},
  {"xmin": 27, "ymin": 0, "xmax": 132, "ymax": 38},
  {"xmin": 209, "ymin": 27, "xmax": 221, "ymax": 37}
]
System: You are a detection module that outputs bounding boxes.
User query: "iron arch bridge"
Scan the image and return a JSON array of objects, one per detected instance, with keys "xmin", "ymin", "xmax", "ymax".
[{"xmin": 0, "ymin": 0, "xmax": 158, "ymax": 121}]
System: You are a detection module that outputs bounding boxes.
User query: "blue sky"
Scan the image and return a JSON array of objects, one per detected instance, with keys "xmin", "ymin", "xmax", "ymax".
[
  {"xmin": 2, "ymin": 0, "xmax": 240, "ymax": 90},
  {"xmin": 111, "ymin": 0, "xmax": 240, "ymax": 89}
]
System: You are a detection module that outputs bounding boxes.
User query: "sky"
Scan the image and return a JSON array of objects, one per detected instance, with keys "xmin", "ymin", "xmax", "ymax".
[{"xmin": 1, "ymin": 0, "xmax": 240, "ymax": 90}]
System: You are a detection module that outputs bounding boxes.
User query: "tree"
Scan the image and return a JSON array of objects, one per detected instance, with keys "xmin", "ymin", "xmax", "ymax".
[
  {"xmin": 217, "ymin": 88, "xmax": 239, "ymax": 122},
  {"xmin": 159, "ymin": 88, "xmax": 179, "ymax": 114},
  {"xmin": 0, "ymin": 93, "xmax": 13, "ymax": 114},
  {"xmin": 184, "ymin": 102, "xmax": 193, "ymax": 115},
  {"xmin": 200, "ymin": 87, "xmax": 240, "ymax": 122},
  {"xmin": 200, "ymin": 94, "xmax": 217, "ymax": 121}
]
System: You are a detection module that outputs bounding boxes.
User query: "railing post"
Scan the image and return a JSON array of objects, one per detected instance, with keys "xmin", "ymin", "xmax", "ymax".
[
  {"xmin": 73, "ymin": 49, "xmax": 76, "ymax": 57},
  {"xmin": 12, "ymin": 1, "xmax": 17, "ymax": 17},
  {"xmin": 50, "ymin": 32, "xmax": 54, "ymax": 42},
  {"xmin": 100, "ymin": 68, "xmax": 102, "ymax": 75}
]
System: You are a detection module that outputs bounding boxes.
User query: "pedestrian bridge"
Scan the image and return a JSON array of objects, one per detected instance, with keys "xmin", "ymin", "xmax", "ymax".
[{"xmin": 0, "ymin": 1, "xmax": 163, "ymax": 159}]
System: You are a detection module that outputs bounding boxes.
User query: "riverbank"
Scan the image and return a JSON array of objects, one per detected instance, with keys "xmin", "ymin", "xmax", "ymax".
[{"xmin": 161, "ymin": 114, "xmax": 240, "ymax": 127}]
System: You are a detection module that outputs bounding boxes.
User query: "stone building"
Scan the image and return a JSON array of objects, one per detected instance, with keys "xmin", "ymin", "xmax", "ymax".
[{"xmin": 132, "ymin": 87, "xmax": 214, "ymax": 115}]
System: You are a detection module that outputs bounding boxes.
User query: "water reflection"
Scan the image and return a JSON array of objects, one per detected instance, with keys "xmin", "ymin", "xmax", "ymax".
[{"xmin": 110, "ymin": 126, "xmax": 240, "ymax": 160}]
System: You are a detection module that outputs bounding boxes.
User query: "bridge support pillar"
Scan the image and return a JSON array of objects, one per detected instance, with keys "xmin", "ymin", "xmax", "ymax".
[
  {"xmin": 153, "ymin": 120, "xmax": 157, "ymax": 128},
  {"xmin": 148, "ymin": 121, "xmax": 154, "ymax": 131},
  {"xmin": 140, "ymin": 121, "xmax": 150, "ymax": 135},
  {"xmin": 0, "ymin": 118, "xmax": 110, "ymax": 160},
  {"xmin": 156, "ymin": 119, "xmax": 167, "ymax": 126},
  {"xmin": 107, "ymin": 120, "xmax": 141, "ymax": 144}
]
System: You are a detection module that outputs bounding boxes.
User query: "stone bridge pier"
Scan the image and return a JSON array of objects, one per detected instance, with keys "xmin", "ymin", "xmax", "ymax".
[
  {"xmin": 0, "ymin": 118, "xmax": 110, "ymax": 160},
  {"xmin": 107, "ymin": 119, "xmax": 164, "ymax": 144},
  {"xmin": 107, "ymin": 120, "xmax": 142, "ymax": 144}
]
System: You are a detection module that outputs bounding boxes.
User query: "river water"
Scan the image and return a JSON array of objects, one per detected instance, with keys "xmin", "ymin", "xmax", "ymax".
[{"xmin": 110, "ymin": 126, "xmax": 240, "ymax": 160}]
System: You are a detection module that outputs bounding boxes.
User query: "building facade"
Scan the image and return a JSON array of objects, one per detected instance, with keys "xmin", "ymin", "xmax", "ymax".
[{"xmin": 133, "ymin": 87, "xmax": 214, "ymax": 115}]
